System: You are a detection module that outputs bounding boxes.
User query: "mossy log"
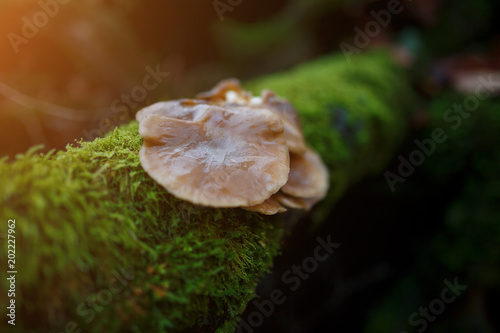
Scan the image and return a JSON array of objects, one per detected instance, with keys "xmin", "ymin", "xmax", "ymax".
[{"xmin": 0, "ymin": 50, "xmax": 412, "ymax": 332}]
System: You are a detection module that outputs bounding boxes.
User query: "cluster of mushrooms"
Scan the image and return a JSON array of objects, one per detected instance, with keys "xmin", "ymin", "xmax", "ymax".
[{"xmin": 135, "ymin": 79, "xmax": 329, "ymax": 215}]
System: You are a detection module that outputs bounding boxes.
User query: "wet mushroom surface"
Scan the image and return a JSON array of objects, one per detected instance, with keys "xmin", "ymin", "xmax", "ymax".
[
  {"xmin": 136, "ymin": 79, "xmax": 329, "ymax": 214},
  {"xmin": 138, "ymin": 105, "xmax": 290, "ymax": 208}
]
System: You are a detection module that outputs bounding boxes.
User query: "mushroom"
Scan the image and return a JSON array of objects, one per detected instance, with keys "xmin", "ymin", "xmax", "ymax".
[
  {"xmin": 197, "ymin": 81, "xmax": 307, "ymax": 154},
  {"xmin": 244, "ymin": 197, "xmax": 287, "ymax": 215},
  {"xmin": 138, "ymin": 105, "xmax": 290, "ymax": 208},
  {"xmin": 136, "ymin": 78, "xmax": 329, "ymax": 214},
  {"xmin": 260, "ymin": 90, "xmax": 307, "ymax": 154},
  {"xmin": 136, "ymin": 99, "xmax": 210, "ymax": 123},
  {"xmin": 196, "ymin": 78, "xmax": 250, "ymax": 104},
  {"xmin": 197, "ymin": 79, "xmax": 329, "ymax": 211},
  {"xmin": 273, "ymin": 192, "xmax": 309, "ymax": 210},
  {"xmin": 273, "ymin": 191, "xmax": 323, "ymax": 211},
  {"xmin": 269, "ymin": 147, "xmax": 328, "ymax": 211},
  {"xmin": 281, "ymin": 148, "xmax": 329, "ymax": 199}
]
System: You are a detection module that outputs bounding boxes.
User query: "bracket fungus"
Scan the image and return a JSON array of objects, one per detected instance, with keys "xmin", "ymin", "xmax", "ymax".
[{"xmin": 136, "ymin": 79, "xmax": 329, "ymax": 214}]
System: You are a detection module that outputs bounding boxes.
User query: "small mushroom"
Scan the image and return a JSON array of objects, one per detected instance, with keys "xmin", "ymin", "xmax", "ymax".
[
  {"xmin": 260, "ymin": 90, "xmax": 307, "ymax": 154},
  {"xmin": 196, "ymin": 78, "xmax": 250, "ymax": 103},
  {"xmin": 273, "ymin": 191, "xmax": 322, "ymax": 211},
  {"xmin": 281, "ymin": 148, "xmax": 329, "ymax": 199},
  {"xmin": 138, "ymin": 105, "xmax": 290, "ymax": 207},
  {"xmin": 244, "ymin": 197, "xmax": 287, "ymax": 215},
  {"xmin": 273, "ymin": 191, "xmax": 309, "ymax": 210}
]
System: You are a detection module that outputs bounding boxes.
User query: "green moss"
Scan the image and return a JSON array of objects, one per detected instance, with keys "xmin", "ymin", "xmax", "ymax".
[
  {"xmin": 1, "ymin": 122, "xmax": 283, "ymax": 332},
  {"xmin": 0, "ymin": 50, "xmax": 412, "ymax": 332}
]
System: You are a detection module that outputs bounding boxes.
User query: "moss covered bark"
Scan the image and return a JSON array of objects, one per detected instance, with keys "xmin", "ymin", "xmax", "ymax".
[{"xmin": 0, "ymin": 50, "xmax": 412, "ymax": 332}]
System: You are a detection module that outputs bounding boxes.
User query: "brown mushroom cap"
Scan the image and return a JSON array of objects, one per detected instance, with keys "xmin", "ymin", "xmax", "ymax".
[
  {"xmin": 197, "ymin": 81, "xmax": 307, "ymax": 154},
  {"xmin": 273, "ymin": 191, "xmax": 309, "ymax": 210},
  {"xmin": 138, "ymin": 105, "xmax": 290, "ymax": 207},
  {"xmin": 136, "ymin": 99, "xmax": 210, "ymax": 123},
  {"xmin": 244, "ymin": 197, "xmax": 287, "ymax": 215},
  {"xmin": 273, "ymin": 191, "xmax": 322, "ymax": 211},
  {"xmin": 281, "ymin": 148, "xmax": 329, "ymax": 199},
  {"xmin": 260, "ymin": 90, "xmax": 307, "ymax": 154},
  {"xmin": 136, "ymin": 78, "xmax": 329, "ymax": 214},
  {"xmin": 196, "ymin": 78, "xmax": 249, "ymax": 103}
]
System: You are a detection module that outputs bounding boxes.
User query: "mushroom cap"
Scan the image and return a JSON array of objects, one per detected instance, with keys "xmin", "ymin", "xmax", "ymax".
[
  {"xmin": 197, "ymin": 80, "xmax": 307, "ymax": 154},
  {"xmin": 243, "ymin": 197, "xmax": 287, "ymax": 215},
  {"xmin": 260, "ymin": 90, "xmax": 307, "ymax": 154},
  {"xmin": 281, "ymin": 148, "xmax": 329, "ymax": 199},
  {"xmin": 274, "ymin": 191, "xmax": 309, "ymax": 210},
  {"xmin": 138, "ymin": 105, "xmax": 290, "ymax": 207},
  {"xmin": 274, "ymin": 191, "xmax": 322, "ymax": 211},
  {"xmin": 136, "ymin": 99, "xmax": 210, "ymax": 123},
  {"xmin": 196, "ymin": 78, "xmax": 248, "ymax": 102}
]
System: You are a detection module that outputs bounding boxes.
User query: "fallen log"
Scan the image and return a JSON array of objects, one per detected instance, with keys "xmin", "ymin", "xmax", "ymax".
[{"xmin": 0, "ymin": 50, "xmax": 412, "ymax": 332}]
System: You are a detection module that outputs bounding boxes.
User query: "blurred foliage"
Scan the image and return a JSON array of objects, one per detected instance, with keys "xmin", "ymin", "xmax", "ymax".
[
  {"xmin": 1, "ymin": 0, "xmax": 498, "ymax": 157},
  {"xmin": 365, "ymin": 92, "xmax": 500, "ymax": 333}
]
